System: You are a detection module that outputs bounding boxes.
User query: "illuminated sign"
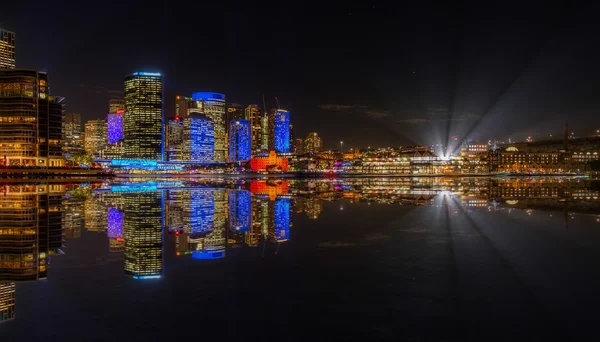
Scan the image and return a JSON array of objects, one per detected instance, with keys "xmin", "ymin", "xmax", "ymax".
[
  {"xmin": 111, "ymin": 159, "xmax": 158, "ymax": 168},
  {"xmin": 133, "ymin": 72, "xmax": 161, "ymax": 77},
  {"xmin": 192, "ymin": 251, "xmax": 225, "ymax": 260},
  {"xmin": 132, "ymin": 275, "xmax": 161, "ymax": 280}
]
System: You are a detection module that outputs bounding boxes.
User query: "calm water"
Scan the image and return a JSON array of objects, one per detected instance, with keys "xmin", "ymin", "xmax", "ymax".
[{"xmin": 1, "ymin": 177, "xmax": 600, "ymax": 340}]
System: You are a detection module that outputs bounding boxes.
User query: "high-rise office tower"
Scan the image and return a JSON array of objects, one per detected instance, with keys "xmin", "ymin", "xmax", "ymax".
[
  {"xmin": 0, "ymin": 70, "xmax": 65, "ymax": 166},
  {"xmin": 124, "ymin": 72, "xmax": 163, "ymax": 160},
  {"xmin": 63, "ymin": 196, "xmax": 84, "ymax": 239},
  {"xmin": 84, "ymin": 119, "xmax": 107, "ymax": 158},
  {"xmin": 107, "ymin": 110, "xmax": 124, "ymax": 144},
  {"xmin": 166, "ymin": 116, "xmax": 214, "ymax": 163},
  {"xmin": 191, "ymin": 92, "xmax": 226, "ymax": 162},
  {"xmin": 84, "ymin": 196, "xmax": 108, "ymax": 233},
  {"xmin": 294, "ymin": 138, "xmax": 304, "ymax": 155},
  {"xmin": 175, "ymin": 95, "xmax": 193, "ymax": 119},
  {"xmin": 123, "ymin": 191, "xmax": 163, "ymax": 279},
  {"xmin": 245, "ymin": 104, "xmax": 262, "ymax": 155},
  {"xmin": 107, "ymin": 207, "xmax": 125, "ymax": 253},
  {"xmin": 0, "ymin": 282, "xmax": 15, "ymax": 323},
  {"xmin": 304, "ymin": 132, "xmax": 322, "ymax": 154},
  {"xmin": 261, "ymin": 113, "xmax": 269, "ymax": 151},
  {"xmin": 63, "ymin": 112, "xmax": 85, "ymax": 156},
  {"xmin": 108, "ymin": 99, "xmax": 125, "ymax": 114},
  {"xmin": 228, "ymin": 119, "xmax": 251, "ymax": 162},
  {"xmin": 226, "ymin": 103, "xmax": 244, "ymax": 132},
  {"xmin": 268, "ymin": 109, "xmax": 291, "ymax": 153},
  {"xmin": 0, "ymin": 28, "xmax": 15, "ymax": 70}
]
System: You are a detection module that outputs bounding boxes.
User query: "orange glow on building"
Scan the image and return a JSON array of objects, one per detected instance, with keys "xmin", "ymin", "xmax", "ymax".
[
  {"xmin": 249, "ymin": 180, "xmax": 289, "ymax": 200},
  {"xmin": 249, "ymin": 151, "xmax": 289, "ymax": 172}
]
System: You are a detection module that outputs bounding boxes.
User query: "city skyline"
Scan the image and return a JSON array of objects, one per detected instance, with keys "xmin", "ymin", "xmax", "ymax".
[{"xmin": 3, "ymin": 2, "xmax": 600, "ymax": 149}]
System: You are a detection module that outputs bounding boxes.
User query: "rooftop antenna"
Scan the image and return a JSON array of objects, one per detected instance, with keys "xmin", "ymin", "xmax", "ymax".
[{"xmin": 275, "ymin": 96, "xmax": 280, "ymax": 109}]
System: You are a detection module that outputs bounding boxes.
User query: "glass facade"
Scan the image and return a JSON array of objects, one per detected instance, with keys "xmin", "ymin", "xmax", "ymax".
[
  {"xmin": 107, "ymin": 113, "xmax": 124, "ymax": 144},
  {"xmin": 245, "ymin": 104, "xmax": 262, "ymax": 155},
  {"xmin": 0, "ymin": 29, "xmax": 15, "ymax": 70},
  {"xmin": 228, "ymin": 119, "xmax": 251, "ymax": 162},
  {"xmin": 228, "ymin": 190, "xmax": 251, "ymax": 232},
  {"xmin": 84, "ymin": 119, "xmax": 107, "ymax": 158},
  {"xmin": 191, "ymin": 92, "xmax": 226, "ymax": 162},
  {"xmin": 63, "ymin": 112, "xmax": 84, "ymax": 156},
  {"xmin": 187, "ymin": 117, "xmax": 214, "ymax": 162},
  {"xmin": 124, "ymin": 73, "xmax": 163, "ymax": 160},
  {"xmin": 269, "ymin": 109, "xmax": 290, "ymax": 153}
]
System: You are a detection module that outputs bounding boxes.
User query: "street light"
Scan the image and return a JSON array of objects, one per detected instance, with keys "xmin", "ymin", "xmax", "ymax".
[{"xmin": 340, "ymin": 141, "xmax": 344, "ymax": 153}]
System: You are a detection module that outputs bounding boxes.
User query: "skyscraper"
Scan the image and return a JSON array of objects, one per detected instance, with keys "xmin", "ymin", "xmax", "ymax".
[
  {"xmin": 124, "ymin": 72, "xmax": 163, "ymax": 160},
  {"xmin": 175, "ymin": 95, "xmax": 192, "ymax": 119},
  {"xmin": 84, "ymin": 119, "xmax": 107, "ymax": 158},
  {"xmin": 226, "ymin": 103, "xmax": 244, "ymax": 133},
  {"xmin": 63, "ymin": 112, "xmax": 85, "ymax": 156},
  {"xmin": 245, "ymin": 104, "xmax": 262, "ymax": 155},
  {"xmin": 0, "ymin": 69, "xmax": 65, "ymax": 166},
  {"xmin": 108, "ymin": 99, "xmax": 125, "ymax": 114},
  {"xmin": 0, "ymin": 28, "xmax": 15, "ymax": 70},
  {"xmin": 191, "ymin": 92, "xmax": 226, "ymax": 162},
  {"xmin": 166, "ymin": 116, "xmax": 215, "ymax": 163},
  {"xmin": 268, "ymin": 109, "xmax": 291, "ymax": 153},
  {"xmin": 228, "ymin": 190, "xmax": 251, "ymax": 232},
  {"xmin": 304, "ymin": 132, "xmax": 322, "ymax": 154},
  {"xmin": 228, "ymin": 119, "xmax": 251, "ymax": 162},
  {"xmin": 107, "ymin": 110, "xmax": 125, "ymax": 144}
]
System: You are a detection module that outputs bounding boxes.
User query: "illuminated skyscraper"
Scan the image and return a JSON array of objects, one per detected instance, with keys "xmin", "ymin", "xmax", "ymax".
[
  {"xmin": 0, "ymin": 28, "xmax": 15, "ymax": 70},
  {"xmin": 226, "ymin": 103, "xmax": 244, "ymax": 132},
  {"xmin": 124, "ymin": 72, "xmax": 163, "ymax": 160},
  {"xmin": 0, "ymin": 70, "xmax": 66, "ymax": 166},
  {"xmin": 108, "ymin": 110, "xmax": 125, "ymax": 144},
  {"xmin": 63, "ymin": 112, "xmax": 85, "ymax": 156},
  {"xmin": 261, "ymin": 112, "xmax": 269, "ymax": 151},
  {"xmin": 84, "ymin": 119, "xmax": 107, "ymax": 158},
  {"xmin": 191, "ymin": 92, "xmax": 226, "ymax": 162},
  {"xmin": 304, "ymin": 132, "xmax": 322, "ymax": 154},
  {"xmin": 107, "ymin": 207, "xmax": 125, "ymax": 252},
  {"xmin": 166, "ymin": 116, "xmax": 214, "ymax": 163},
  {"xmin": 108, "ymin": 99, "xmax": 125, "ymax": 114},
  {"xmin": 0, "ymin": 282, "xmax": 15, "ymax": 323},
  {"xmin": 228, "ymin": 190, "xmax": 251, "ymax": 232},
  {"xmin": 123, "ymin": 191, "xmax": 163, "ymax": 279},
  {"xmin": 84, "ymin": 196, "xmax": 107, "ymax": 233},
  {"xmin": 268, "ymin": 109, "xmax": 291, "ymax": 153},
  {"xmin": 273, "ymin": 198, "xmax": 291, "ymax": 242},
  {"xmin": 228, "ymin": 119, "xmax": 251, "ymax": 162},
  {"xmin": 175, "ymin": 95, "xmax": 193, "ymax": 119},
  {"xmin": 63, "ymin": 196, "xmax": 84, "ymax": 239},
  {"xmin": 245, "ymin": 105, "xmax": 262, "ymax": 155}
]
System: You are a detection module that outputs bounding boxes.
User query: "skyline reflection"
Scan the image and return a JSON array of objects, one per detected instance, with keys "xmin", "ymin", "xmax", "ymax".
[{"xmin": 1, "ymin": 177, "xmax": 600, "ymax": 329}]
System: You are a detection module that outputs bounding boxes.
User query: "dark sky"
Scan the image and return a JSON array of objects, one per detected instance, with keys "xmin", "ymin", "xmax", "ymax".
[{"xmin": 3, "ymin": 0, "xmax": 600, "ymax": 151}]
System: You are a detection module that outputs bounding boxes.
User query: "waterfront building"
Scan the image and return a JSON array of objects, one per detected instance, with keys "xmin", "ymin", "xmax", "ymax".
[
  {"xmin": 228, "ymin": 119, "xmax": 251, "ymax": 162},
  {"xmin": 0, "ymin": 282, "xmax": 15, "ymax": 323},
  {"xmin": 84, "ymin": 119, "xmax": 107, "ymax": 158},
  {"xmin": 63, "ymin": 112, "xmax": 85, "ymax": 157},
  {"xmin": 63, "ymin": 196, "xmax": 84, "ymax": 239},
  {"xmin": 191, "ymin": 92, "xmax": 226, "ymax": 162},
  {"xmin": 304, "ymin": 132, "xmax": 322, "ymax": 154},
  {"xmin": 108, "ymin": 99, "xmax": 125, "ymax": 114},
  {"xmin": 84, "ymin": 196, "xmax": 107, "ymax": 233},
  {"xmin": 303, "ymin": 197, "xmax": 322, "ymax": 219},
  {"xmin": 123, "ymin": 191, "xmax": 163, "ymax": 279},
  {"xmin": 165, "ymin": 116, "xmax": 215, "ymax": 163},
  {"xmin": 294, "ymin": 138, "xmax": 304, "ymax": 155},
  {"xmin": 107, "ymin": 207, "xmax": 125, "ymax": 253},
  {"xmin": 261, "ymin": 112, "xmax": 269, "ymax": 151},
  {"xmin": 107, "ymin": 110, "xmax": 124, "ymax": 144},
  {"xmin": 0, "ymin": 28, "xmax": 15, "ymax": 70},
  {"xmin": 245, "ymin": 104, "xmax": 262, "ymax": 155},
  {"xmin": 123, "ymin": 72, "xmax": 163, "ymax": 160},
  {"xmin": 175, "ymin": 95, "xmax": 193, "ymax": 119},
  {"xmin": 459, "ymin": 142, "xmax": 489, "ymax": 174},
  {"xmin": 0, "ymin": 69, "xmax": 65, "ymax": 166},
  {"xmin": 249, "ymin": 151, "xmax": 289, "ymax": 172},
  {"xmin": 268, "ymin": 109, "xmax": 291, "ymax": 153}
]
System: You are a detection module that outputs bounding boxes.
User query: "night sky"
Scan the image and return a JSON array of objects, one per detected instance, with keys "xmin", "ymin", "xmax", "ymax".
[{"xmin": 3, "ymin": 0, "xmax": 600, "ymax": 151}]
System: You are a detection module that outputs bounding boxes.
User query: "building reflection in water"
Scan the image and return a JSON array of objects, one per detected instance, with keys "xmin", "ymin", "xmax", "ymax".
[{"xmin": 0, "ymin": 184, "xmax": 66, "ymax": 323}]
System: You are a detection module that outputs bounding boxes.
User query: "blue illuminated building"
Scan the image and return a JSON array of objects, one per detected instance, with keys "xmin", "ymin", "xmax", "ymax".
[
  {"xmin": 274, "ymin": 198, "xmax": 291, "ymax": 242},
  {"xmin": 192, "ymin": 250, "xmax": 225, "ymax": 260},
  {"xmin": 228, "ymin": 120, "xmax": 251, "ymax": 162},
  {"xmin": 270, "ymin": 109, "xmax": 290, "ymax": 153},
  {"xmin": 107, "ymin": 207, "xmax": 124, "ymax": 238},
  {"xmin": 228, "ymin": 190, "xmax": 251, "ymax": 232},
  {"xmin": 188, "ymin": 117, "xmax": 214, "ymax": 162},
  {"xmin": 107, "ymin": 112, "xmax": 124, "ymax": 144}
]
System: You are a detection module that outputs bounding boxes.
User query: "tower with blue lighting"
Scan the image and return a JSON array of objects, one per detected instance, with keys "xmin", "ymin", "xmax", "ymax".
[
  {"xmin": 191, "ymin": 92, "xmax": 226, "ymax": 162},
  {"xmin": 107, "ymin": 111, "xmax": 124, "ymax": 144},
  {"xmin": 123, "ymin": 72, "xmax": 163, "ymax": 160},
  {"xmin": 228, "ymin": 119, "xmax": 251, "ymax": 162},
  {"xmin": 268, "ymin": 109, "xmax": 291, "ymax": 153}
]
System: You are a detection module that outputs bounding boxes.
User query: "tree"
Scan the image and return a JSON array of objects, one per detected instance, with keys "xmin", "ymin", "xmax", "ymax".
[{"xmin": 71, "ymin": 153, "xmax": 93, "ymax": 166}]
